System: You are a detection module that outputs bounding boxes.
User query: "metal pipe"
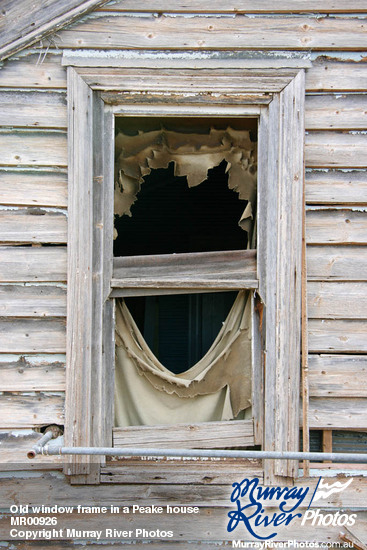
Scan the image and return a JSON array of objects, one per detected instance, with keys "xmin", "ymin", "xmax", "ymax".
[
  {"xmin": 35, "ymin": 445, "xmax": 367, "ymax": 463},
  {"xmin": 27, "ymin": 431, "xmax": 54, "ymax": 459}
]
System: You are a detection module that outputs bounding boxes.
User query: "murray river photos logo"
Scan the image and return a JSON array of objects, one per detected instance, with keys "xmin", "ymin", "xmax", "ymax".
[{"xmin": 227, "ymin": 477, "xmax": 356, "ymax": 540}]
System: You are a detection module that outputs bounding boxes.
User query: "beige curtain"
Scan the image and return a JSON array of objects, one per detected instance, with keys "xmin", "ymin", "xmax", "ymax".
[{"xmin": 114, "ymin": 290, "xmax": 252, "ymax": 427}]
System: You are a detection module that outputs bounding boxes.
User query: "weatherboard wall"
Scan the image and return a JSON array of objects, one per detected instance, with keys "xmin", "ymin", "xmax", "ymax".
[{"xmin": 0, "ymin": 0, "xmax": 366, "ymax": 544}]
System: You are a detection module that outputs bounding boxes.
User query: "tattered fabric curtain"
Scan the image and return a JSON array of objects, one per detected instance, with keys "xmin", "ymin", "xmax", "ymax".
[
  {"xmin": 114, "ymin": 125, "xmax": 257, "ymax": 236},
  {"xmin": 114, "ymin": 290, "xmax": 252, "ymax": 427},
  {"xmin": 114, "ymin": 124, "xmax": 256, "ymax": 427}
]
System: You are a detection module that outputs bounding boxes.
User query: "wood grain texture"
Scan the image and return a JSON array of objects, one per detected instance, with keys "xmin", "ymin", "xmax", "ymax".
[
  {"xmin": 0, "ymin": 393, "xmax": 64, "ymax": 427},
  {"xmin": 0, "ymin": 246, "xmax": 67, "ymax": 282},
  {"xmin": 308, "ymin": 397, "xmax": 367, "ymax": 429},
  {"xmin": 306, "ymin": 60, "xmax": 367, "ymax": 92},
  {"xmin": 100, "ymin": 0, "xmax": 367, "ymax": 13},
  {"xmin": 0, "ymin": 53, "xmax": 66, "ymax": 89},
  {"xmin": 0, "ymin": 355, "xmax": 65, "ymax": 391},
  {"xmin": 308, "ymin": 355, "xmax": 367, "ymax": 397},
  {"xmin": 56, "ymin": 15, "xmax": 367, "ymax": 51},
  {"xmin": 0, "ymin": 430, "xmax": 63, "ymax": 469},
  {"xmin": 305, "ymin": 132, "xmax": 367, "ymax": 168},
  {"xmin": 0, "ymin": 209, "xmax": 67, "ymax": 244},
  {"xmin": 308, "ymin": 319, "xmax": 367, "ymax": 353},
  {"xmin": 305, "ymin": 170, "xmax": 367, "ymax": 205},
  {"xmin": 305, "ymin": 94, "xmax": 367, "ymax": 130},
  {"xmin": 306, "ymin": 209, "xmax": 367, "ymax": 244},
  {"xmin": 0, "ymin": 0, "xmax": 110, "ymax": 61},
  {"xmin": 257, "ymin": 71, "xmax": 304, "ymax": 482},
  {"xmin": 306, "ymin": 245, "xmax": 367, "ymax": 281},
  {"xmin": 112, "ymin": 250, "xmax": 258, "ymax": 294},
  {"xmin": 0, "ymin": 131, "xmax": 67, "ymax": 167},
  {"xmin": 113, "ymin": 420, "xmax": 254, "ymax": 449},
  {"xmin": 0, "ymin": 170, "xmax": 67, "ymax": 207},
  {"xmin": 0, "ymin": 91, "xmax": 67, "ymax": 129},
  {"xmin": 308, "ymin": 282, "xmax": 367, "ymax": 319},
  {"xmin": 0, "ymin": 319, "xmax": 66, "ymax": 353},
  {"xmin": 102, "ymin": 457, "xmax": 262, "ymax": 485},
  {"xmin": 78, "ymin": 67, "xmax": 296, "ymax": 93},
  {"xmin": 65, "ymin": 67, "xmax": 94, "ymax": 478},
  {"xmin": 0, "ymin": 285, "xmax": 66, "ymax": 317}
]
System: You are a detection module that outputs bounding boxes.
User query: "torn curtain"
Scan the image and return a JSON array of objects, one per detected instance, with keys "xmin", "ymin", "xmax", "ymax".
[
  {"xmin": 114, "ymin": 290, "xmax": 252, "ymax": 426},
  {"xmin": 114, "ymin": 125, "xmax": 257, "ymax": 236},
  {"xmin": 114, "ymin": 123, "xmax": 256, "ymax": 427}
]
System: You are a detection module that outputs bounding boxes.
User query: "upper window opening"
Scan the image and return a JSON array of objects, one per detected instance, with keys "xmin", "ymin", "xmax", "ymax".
[{"xmin": 113, "ymin": 116, "xmax": 258, "ymax": 257}]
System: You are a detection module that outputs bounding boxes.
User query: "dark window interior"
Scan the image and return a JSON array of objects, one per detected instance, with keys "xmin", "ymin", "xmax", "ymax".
[{"xmin": 113, "ymin": 160, "xmax": 248, "ymax": 257}]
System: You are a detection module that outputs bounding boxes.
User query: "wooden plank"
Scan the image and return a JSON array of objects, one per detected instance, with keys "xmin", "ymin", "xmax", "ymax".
[
  {"xmin": 0, "ymin": 209, "xmax": 67, "ymax": 244},
  {"xmin": 0, "ymin": 355, "xmax": 65, "ymax": 391},
  {"xmin": 0, "ymin": 53, "xmax": 66, "ymax": 89},
  {"xmin": 113, "ymin": 250, "xmax": 256, "ymax": 278},
  {"xmin": 0, "ymin": 319, "xmax": 66, "ymax": 353},
  {"xmin": 0, "ymin": 170, "xmax": 67, "ymax": 207},
  {"xmin": 0, "ymin": 0, "xmax": 110, "ymax": 61},
  {"xmin": 308, "ymin": 397, "xmax": 367, "ymax": 429},
  {"xmin": 0, "ymin": 246, "xmax": 67, "ymax": 282},
  {"xmin": 65, "ymin": 49, "xmax": 310, "ymax": 70},
  {"xmin": 308, "ymin": 354, "xmax": 367, "ymax": 397},
  {"xmin": 0, "ymin": 285, "xmax": 66, "ymax": 317},
  {"xmin": 56, "ymin": 15, "xmax": 367, "ymax": 51},
  {"xmin": 112, "ymin": 249, "xmax": 258, "ymax": 294},
  {"xmin": 0, "ymin": 91, "xmax": 67, "ymax": 129},
  {"xmin": 103, "ymin": 91, "xmax": 271, "ymax": 105},
  {"xmin": 305, "ymin": 94, "xmax": 367, "ymax": 130},
  {"xmin": 272, "ymin": 71, "xmax": 304, "ymax": 480},
  {"xmin": 65, "ymin": 66, "xmax": 96, "ymax": 479},
  {"xmin": 308, "ymin": 282, "xmax": 367, "ymax": 319},
  {"xmin": 0, "ymin": 393, "xmax": 64, "ymax": 428},
  {"xmin": 306, "ymin": 60, "xmax": 367, "ymax": 92},
  {"xmin": 308, "ymin": 319, "xmax": 367, "ymax": 353},
  {"xmin": 322, "ymin": 429, "xmax": 333, "ymax": 462},
  {"xmin": 305, "ymin": 132, "xmax": 367, "ymax": 168},
  {"xmin": 307, "ymin": 245, "xmax": 367, "ymax": 281},
  {"xmin": 0, "ymin": 131, "xmax": 67, "ymax": 167},
  {"xmin": 306, "ymin": 209, "xmax": 367, "ymax": 244},
  {"xmin": 101, "ymin": 457, "xmax": 262, "ymax": 485},
  {"xmin": 100, "ymin": 108, "xmax": 115, "ymax": 450},
  {"xmin": 0, "ymin": 430, "xmax": 63, "ymax": 469},
  {"xmin": 78, "ymin": 67, "xmax": 296, "ymax": 93},
  {"xmin": 113, "ymin": 420, "xmax": 254, "ymax": 449},
  {"xmin": 100, "ymin": 0, "xmax": 367, "ymax": 13},
  {"xmin": 306, "ymin": 170, "xmax": 367, "ymax": 205}
]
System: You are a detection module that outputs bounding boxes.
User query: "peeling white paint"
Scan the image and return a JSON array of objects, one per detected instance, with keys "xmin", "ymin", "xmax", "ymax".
[
  {"xmin": 0, "ymin": 166, "xmax": 67, "ymax": 174},
  {"xmin": 306, "ymin": 468, "xmax": 367, "ymax": 478},
  {"xmin": 306, "ymin": 205, "xmax": 367, "ymax": 212},
  {"xmin": 64, "ymin": 48, "xmax": 311, "ymax": 61},
  {"xmin": 0, "ymin": 354, "xmax": 66, "ymax": 363},
  {"xmin": 306, "ymin": 168, "xmax": 366, "ymax": 173},
  {"xmin": 0, "ymin": 205, "xmax": 67, "ymax": 214}
]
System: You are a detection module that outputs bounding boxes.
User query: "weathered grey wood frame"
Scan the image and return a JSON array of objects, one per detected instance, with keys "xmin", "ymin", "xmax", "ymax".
[{"xmin": 65, "ymin": 62, "xmax": 304, "ymax": 484}]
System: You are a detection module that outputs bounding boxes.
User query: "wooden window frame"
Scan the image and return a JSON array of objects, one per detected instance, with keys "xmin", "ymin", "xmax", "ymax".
[{"xmin": 64, "ymin": 59, "xmax": 305, "ymax": 485}]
